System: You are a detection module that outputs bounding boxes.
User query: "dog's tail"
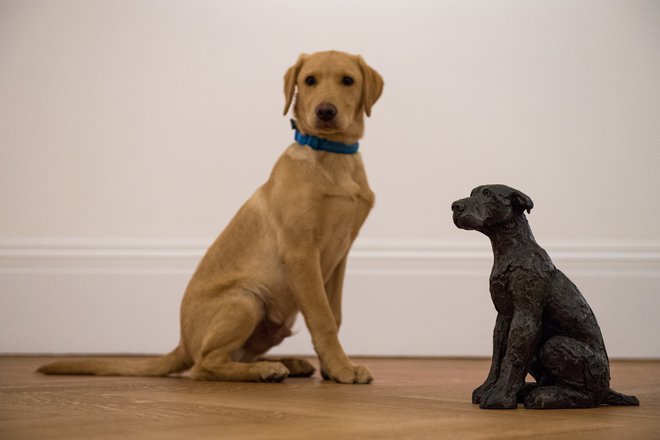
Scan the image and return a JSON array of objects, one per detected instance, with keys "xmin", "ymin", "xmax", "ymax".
[
  {"xmin": 36, "ymin": 345, "xmax": 189, "ymax": 377},
  {"xmin": 604, "ymin": 388, "xmax": 640, "ymax": 406}
]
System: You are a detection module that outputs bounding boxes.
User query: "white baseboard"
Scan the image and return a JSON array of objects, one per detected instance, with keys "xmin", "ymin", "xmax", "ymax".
[{"xmin": 1, "ymin": 238, "xmax": 658, "ymax": 358}]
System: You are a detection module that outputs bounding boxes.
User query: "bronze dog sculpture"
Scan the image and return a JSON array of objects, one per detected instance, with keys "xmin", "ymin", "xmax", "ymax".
[{"xmin": 452, "ymin": 184, "xmax": 639, "ymax": 409}]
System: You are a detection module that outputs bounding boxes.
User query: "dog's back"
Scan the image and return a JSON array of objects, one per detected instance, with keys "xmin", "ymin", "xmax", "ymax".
[{"xmin": 542, "ymin": 268, "xmax": 607, "ymax": 351}]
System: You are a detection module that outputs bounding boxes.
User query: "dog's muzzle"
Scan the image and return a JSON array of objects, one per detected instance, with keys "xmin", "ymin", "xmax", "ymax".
[
  {"xmin": 452, "ymin": 199, "xmax": 478, "ymax": 230},
  {"xmin": 315, "ymin": 102, "xmax": 337, "ymax": 122}
]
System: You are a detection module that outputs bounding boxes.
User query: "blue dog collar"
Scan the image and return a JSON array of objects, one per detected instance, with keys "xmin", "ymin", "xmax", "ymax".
[{"xmin": 290, "ymin": 120, "xmax": 359, "ymax": 154}]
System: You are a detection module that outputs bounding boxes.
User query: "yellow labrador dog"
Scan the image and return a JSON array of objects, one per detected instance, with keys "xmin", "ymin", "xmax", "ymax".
[{"xmin": 39, "ymin": 50, "xmax": 383, "ymax": 384}]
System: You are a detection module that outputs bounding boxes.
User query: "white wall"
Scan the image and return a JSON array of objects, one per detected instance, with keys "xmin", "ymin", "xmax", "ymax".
[{"xmin": 1, "ymin": 0, "xmax": 659, "ymax": 357}]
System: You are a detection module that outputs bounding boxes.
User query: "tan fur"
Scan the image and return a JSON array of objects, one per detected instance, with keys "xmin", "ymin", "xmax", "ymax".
[{"xmin": 38, "ymin": 50, "xmax": 384, "ymax": 384}]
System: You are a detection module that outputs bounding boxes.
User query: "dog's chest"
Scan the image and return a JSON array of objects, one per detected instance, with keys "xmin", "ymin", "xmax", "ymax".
[
  {"xmin": 318, "ymin": 168, "xmax": 374, "ymax": 275},
  {"xmin": 490, "ymin": 274, "xmax": 513, "ymax": 316}
]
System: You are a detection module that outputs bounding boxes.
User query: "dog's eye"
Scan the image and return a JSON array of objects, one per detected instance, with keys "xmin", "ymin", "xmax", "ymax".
[
  {"xmin": 483, "ymin": 189, "xmax": 492, "ymax": 197},
  {"xmin": 305, "ymin": 76, "xmax": 316, "ymax": 86},
  {"xmin": 342, "ymin": 76, "xmax": 354, "ymax": 86}
]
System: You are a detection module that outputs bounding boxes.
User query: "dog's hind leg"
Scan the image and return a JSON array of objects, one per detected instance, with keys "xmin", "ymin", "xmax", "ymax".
[
  {"xmin": 523, "ymin": 385, "xmax": 597, "ymax": 409},
  {"xmin": 245, "ymin": 315, "xmax": 315, "ymax": 377},
  {"xmin": 261, "ymin": 358, "xmax": 316, "ymax": 377},
  {"xmin": 517, "ymin": 353, "xmax": 548, "ymax": 402},
  {"xmin": 523, "ymin": 336, "xmax": 609, "ymax": 408},
  {"xmin": 189, "ymin": 292, "xmax": 289, "ymax": 382}
]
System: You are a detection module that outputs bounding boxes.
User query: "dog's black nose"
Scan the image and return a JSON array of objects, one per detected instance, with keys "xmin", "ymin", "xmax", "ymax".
[
  {"xmin": 451, "ymin": 201, "xmax": 464, "ymax": 212},
  {"xmin": 315, "ymin": 103, "xmax": 337, "ymax": 122}
]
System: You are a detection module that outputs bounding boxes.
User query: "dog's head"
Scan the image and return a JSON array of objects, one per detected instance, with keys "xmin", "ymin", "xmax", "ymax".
[
  {"xmin": 283, "ymin": 51, "xmax": 383, "ymax": 143},
  {"xmin": 452, "ymin": 184, "xmax": 534, "ymax": 232}
]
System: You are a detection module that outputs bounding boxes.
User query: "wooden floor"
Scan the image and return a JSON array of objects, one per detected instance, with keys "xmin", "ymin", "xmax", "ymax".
[{"xmin": 0, "ymin": 357, "xmax": 658, "ymax": 439}]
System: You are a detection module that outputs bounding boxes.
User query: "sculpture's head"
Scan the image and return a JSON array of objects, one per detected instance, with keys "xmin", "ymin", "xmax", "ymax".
[{"xmin": 451, "ymin": 184, "xmax": 534, "ymax": 233}]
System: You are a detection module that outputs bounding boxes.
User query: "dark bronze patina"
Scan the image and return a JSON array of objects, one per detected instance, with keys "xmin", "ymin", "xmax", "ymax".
[{"xmin": 452, "ymin": 184, "xmax": 640, "ymax": 409}]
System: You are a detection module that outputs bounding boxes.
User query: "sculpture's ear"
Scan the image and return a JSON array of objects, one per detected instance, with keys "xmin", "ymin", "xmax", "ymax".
[
  {"xmin": 357, "ymin": 56, "xmax": 384, "ymax": 117},
  {"xmin": 283, "ymin": 54, "xmax": 306, "ymax": 115},
  {"xmin": 512, "ymin": 190, "xmax": 534, "ymax": 214}
]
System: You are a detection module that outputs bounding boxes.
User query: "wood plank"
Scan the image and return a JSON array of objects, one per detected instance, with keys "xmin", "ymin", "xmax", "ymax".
[{"xmin": 1, "ymin": 357, "xmax": 657, "ymax": 439}]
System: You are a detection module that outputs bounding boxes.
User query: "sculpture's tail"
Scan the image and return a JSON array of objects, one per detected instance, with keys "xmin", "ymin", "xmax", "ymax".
[
  {"xmin": 37, "ymin": 346, "xmax": 188, "ymax": 377},
  {"xmin": 604, "ymin": 388, "xmax": 640, "ymax": 406}
]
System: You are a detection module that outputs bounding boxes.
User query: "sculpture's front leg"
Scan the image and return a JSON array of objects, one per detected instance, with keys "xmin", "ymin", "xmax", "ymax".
[
  {"xmin": 480, "ymin": 294, "xmax": 543, "ymax": 409},
  {"xmin": 473, "ymin": 313, "xmax": 511, "ymax": 404}
]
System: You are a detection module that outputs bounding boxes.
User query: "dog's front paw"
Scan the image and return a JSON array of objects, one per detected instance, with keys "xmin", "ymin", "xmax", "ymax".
[
  {"xmin": 472, "ymin": 381, "xmax": 496, "ymax": 404},
  {"xmin": 479, "ymin": 390, "xmax": 518, "ymax": 409},
  {"xmin": 352, "ymin": 364, "xmax": 374, "ymax": 384},
  {"xmin": 326, "ymin": 364, "xmax": 373, "ymax": 384}
]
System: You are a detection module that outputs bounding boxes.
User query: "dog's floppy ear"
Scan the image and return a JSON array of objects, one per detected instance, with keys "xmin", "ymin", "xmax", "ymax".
[
  {"xmin": 512, "ymin": 190, "xmax": 534, "ymax": 214},
  {"xmin": 357, "ymin": 56, "xmax": 384, "ymax": 117},
  {"xmin": 283, "ymin": 54, "xmax": 306, "ymax": 115}
]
